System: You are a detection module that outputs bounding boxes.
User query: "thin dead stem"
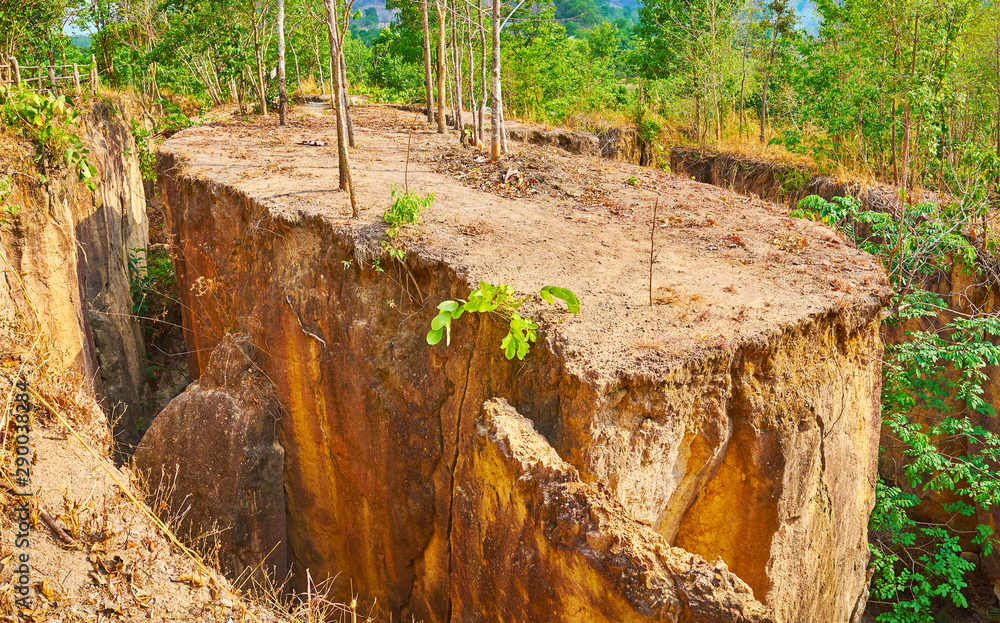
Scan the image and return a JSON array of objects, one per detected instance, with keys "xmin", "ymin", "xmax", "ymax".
[{"xmin": 649, "ymin": 195, "xmax": 660, "ymax": 306}]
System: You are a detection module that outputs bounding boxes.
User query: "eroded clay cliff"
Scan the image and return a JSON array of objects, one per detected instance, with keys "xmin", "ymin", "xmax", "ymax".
[
  {"xmin": 0, "ymin": 96, "xmax": 151, "ymax": 443},
  {"xmin": 454, "ymin": 397, "xmax": 775, "ymax": 623},
  {"xmin": 665, "ymin": 145, "xmax": 1000, "ymax": 605},
  {"xmin": 154, "ymin": 106, "xmax": 888, "ymax": 623},
  {"xmin": 134, "ymin": 333, "xmax": 287, "ymax": 582},
  {"xmin": 668, "ymin": 147, "xmax": 943, "ymax": 212}
]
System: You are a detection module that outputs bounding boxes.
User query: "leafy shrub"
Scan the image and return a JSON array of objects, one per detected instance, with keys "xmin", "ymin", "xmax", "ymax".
[
  {"xmin": 0, "ymin": 174, "xmax": 20, "ymax": 228},
  {"xmin": 128, "ymin": 247, "xmax": 178, "ymax": 340},
  {"xmin": 382, "ymin": 184, "xmax": 433, "ymax": 260},
  {"xmin": 633, "ymin": 105, "xmax": 667, "ymax": 167},
  {"xmin": 371, "ymin": 55, "xmax": 424, "ymax": 103},
  {"xmin": 385, "ymin": 185, "xmax": 432, "ymax": 229},
  {"xmin": 872, "ymin": 316, "xmax": 1000, "ymax": 622},
  {"xmin": 428, "ymin": 283, "xmax": 579, "ymax": 360},
  {"xmin": 130, "ymin": 120, "xmax": 156, "ymax": 182},
  {"xmin": 792, "ymin": 194, "xmax": 998, "ymax": 620},
  {"xmin": 790, "ymin": 194, "xmax": 856, "ymax": 225},
  {"xmin": 775, "ymin": 166, "xmax": 810, "ymax": 193},
  {"xmin": 0, "ymin": 85, "xmax": 98, "ymax": 189},
  {"xmin": 154, "ymin": 98, "xmax": 193, "ymax": 137}
]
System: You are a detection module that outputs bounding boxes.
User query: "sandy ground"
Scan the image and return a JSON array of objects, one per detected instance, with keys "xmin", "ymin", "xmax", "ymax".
[{"xmin": 0, "ymin": 356, "xmax": 288, "ymax": 622}]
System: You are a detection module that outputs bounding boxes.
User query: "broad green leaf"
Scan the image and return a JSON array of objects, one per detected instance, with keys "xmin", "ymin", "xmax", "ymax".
[
  {"xmin": 427, "ymin": 328, "xmax": 443, "ymax": 345},
  {"xmin": 542, "ymin": 286, "xmax": 581, "ymax": 313},
  {"xmin": 431, "ymin": 313, "xmax": 451, "ymax": 331}
]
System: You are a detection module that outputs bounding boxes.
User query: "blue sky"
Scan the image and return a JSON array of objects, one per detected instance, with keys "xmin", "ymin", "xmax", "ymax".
[{"xmin": 795, "ymin": 0, "xmax": 822, "ymax": 34}]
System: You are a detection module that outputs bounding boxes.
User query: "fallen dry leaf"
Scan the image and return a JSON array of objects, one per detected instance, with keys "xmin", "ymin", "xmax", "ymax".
[{"xmin": 174, "ymin": 572, "xmax": 205, "ymax": 588}]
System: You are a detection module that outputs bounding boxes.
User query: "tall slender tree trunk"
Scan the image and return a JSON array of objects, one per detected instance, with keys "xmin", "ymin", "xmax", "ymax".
[
  {"xmin": 995, "ymin": 34, "xmax": 1000, "ymax": 190},
  {"xmin": 739, "ymin": 39, "xmax": 748, "ymax": 139},
  {"xmin": 452, "ymin": 15, "xmax": 464, "ymax": 142},
  {"xmin": 912, "ymin": 113, "xmax": 924, "ymax": 193},
  {"xmin": 692, "ymin": 62, "xmax": 702, "ymax": 152},
  {"xmin": 324, "ymin": 0, "xmax": 356, "ymax": 217},
  {"xmin": 478, "ymin": 0, "xmax": 487, "ymax": 144},
  {"xmin": 715, "ymin": 90, "xmax": 722, "ymax": 145},
  {"xmin": 856, "ymin": 40, "xmax": 864, "ymax": 163},
  {"xmin": 290, "ymin": 36, "xmax": 303, "ymax": 97},
  {"xmin": 901, "ymin": 102, "xmax": 911, "ymax": 199},
  {"xmin": 435, "ymin": 0, "xmax": 448, "ymax": 133},
  {"xmin": 891, "ymin": 100, "xmax": 899, "ymax": 185},
  {"xmin": 278, "ymin": 0, "xmax": 287, "ymax": 126},
  {"xmin": 421, "ymin": 0, "xmax": 435, "ymax": 124},
  {"xmin": 208, "ymin": 49, "xmax": 226, "ymax": 101},
  {"xmin": 329, "ymin": 54, "xmax": 336, "ymax": 110},
  {"xmin": 232, "ymin": 77, "xmax": 243, "ymax": 113},
  {"xmin": 253, "ymin": 31, "xmax": 268, "ymax": 115},
  {"xmin": 447, "ymin": 26, "xmax": 457, "ymax": 128},
  {"xmin": 315, "ymin": 35, "xmax": 325, "ymax": 95},
  {"xmin": 490, "ymin": 0, "xmax": 502, "ymax": 160},
  {"xmin": 900, "ymin": 16, "xmax": 920, "ymax": 199},
  {"xmin": 934, "ymin": 12, "xmax": 957, "ymax": 185},
  {"xmin": 466, "ymin": 6, "xmax": 478, "ymax": 145},
  {"xmin": 151, "ymin": 61, "xmax": 161, "ymax": 101},
  {"xmin": 340, "ymin": 54, "xmax": 355, "ymax": 147},
  {"xmin": 947, "ymin": 105, "xmax": 955, "ymax": 170},
  {"xmin": 759, "ymin": 28, "xmax": 778, "ymax": 145}
]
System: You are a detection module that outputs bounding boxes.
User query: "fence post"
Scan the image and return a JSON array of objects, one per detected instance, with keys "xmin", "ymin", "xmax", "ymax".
[
  {"xmin": 89, "ymin": 55, "xmax": 98, "ymax": 90},
  {"xmin": 73, "ymin": 64, "xmax": 81, "ymax": 96},
  {"xmin": 47, "ymin": 64, "xmax": 57, "ymax": 90},
  {"xmin": 37, "ymin": 66, "xmax": 43, "ymax": 92},
  {"xmin": 11, "ymin": 57, "xmax": 20, "ymax": 85}
]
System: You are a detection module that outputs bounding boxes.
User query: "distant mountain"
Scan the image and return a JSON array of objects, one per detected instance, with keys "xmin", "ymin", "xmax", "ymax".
[
  {"xmin": 353, "ymin": 0, "xmax": 396, "ymax": 27},
  {"xmin": 347, "ymin": 0, "xmax": 819, "ymax": 33}
]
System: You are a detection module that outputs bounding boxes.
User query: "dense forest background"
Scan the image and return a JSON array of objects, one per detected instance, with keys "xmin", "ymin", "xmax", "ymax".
[
  {"xmin": 2, "ymin": 0, "xmax": 998, "ymax": 193},
  {"xmin": 3, "ymin": 1, "xmax": 1000, "ymax": 621}
]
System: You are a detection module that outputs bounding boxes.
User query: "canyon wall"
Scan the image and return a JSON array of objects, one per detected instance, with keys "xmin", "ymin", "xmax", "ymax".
[
  {"xmin": 157, "ymin": 116, "xmax": 888, "ymax": 623},
  {"xmin": 667, "ymin": 144, "xmax": 1000, "ymax": 604},
  {"xmin": 134, "ymin": 333, "xmax": 287, "ymax": 581},
  {"xmin": 0, "ymin": 97, "xmax": 150, "ymax": 444},
  {"xmin": 668, "ymin": 148, "xmax": 942, "ymax": 212}
]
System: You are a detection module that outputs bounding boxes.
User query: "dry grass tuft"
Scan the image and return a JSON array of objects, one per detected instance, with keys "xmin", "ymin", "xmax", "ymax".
[
  {"xmin": 156, "ymin": 89, "xmax": 204, "ymax": 117},
  {"xmin": 562, "ymin": 110, "xmax": 634, "ymax": 131},
  {"xmin": 253, "ymin": 572, "xmax": 386, "ymax": 623}
]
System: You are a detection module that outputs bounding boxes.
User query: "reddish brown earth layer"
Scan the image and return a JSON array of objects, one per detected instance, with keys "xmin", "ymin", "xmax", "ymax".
[{"xmin": 155, "ymin": 104, "xmax": 889, "ymax": 623}]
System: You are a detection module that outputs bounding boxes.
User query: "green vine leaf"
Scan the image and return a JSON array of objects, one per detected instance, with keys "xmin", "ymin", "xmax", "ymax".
[{"xmin": 427, "ymin": 282, "xmax": 579, "ymax": 360}]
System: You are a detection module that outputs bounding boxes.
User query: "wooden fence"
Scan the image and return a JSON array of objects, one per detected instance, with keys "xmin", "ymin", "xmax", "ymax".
[{"xmin": 0, "ymin": 55, "xmax": 100, "ymax": 96}]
